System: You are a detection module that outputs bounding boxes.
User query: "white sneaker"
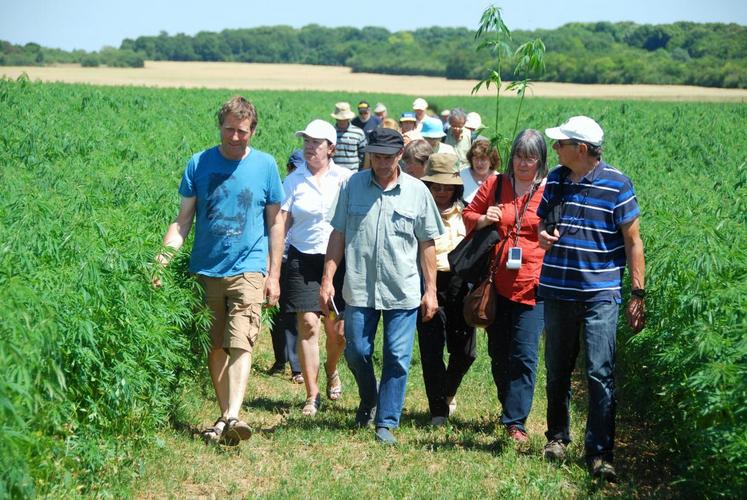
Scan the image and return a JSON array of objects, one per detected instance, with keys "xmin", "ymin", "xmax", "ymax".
[{"xmin": 447, "ymin": 396, "xmax": 457, "ymax": 416}]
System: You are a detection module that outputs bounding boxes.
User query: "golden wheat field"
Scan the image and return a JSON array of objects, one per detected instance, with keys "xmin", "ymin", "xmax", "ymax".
[{"xmin": 3, "ymin": 61, "xmax": 746, "ymax": 101}]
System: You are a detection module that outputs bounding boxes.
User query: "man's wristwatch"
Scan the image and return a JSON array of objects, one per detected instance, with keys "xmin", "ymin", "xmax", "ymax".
[{"xmin": 631, "ymin": 288, "xmax": 646, "ymax": 299}]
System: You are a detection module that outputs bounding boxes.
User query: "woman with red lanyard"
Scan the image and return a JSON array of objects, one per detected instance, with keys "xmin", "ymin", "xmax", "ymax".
[{"xmin": 462, "ymin": 129, "xmax": 548, "ymax": 447}]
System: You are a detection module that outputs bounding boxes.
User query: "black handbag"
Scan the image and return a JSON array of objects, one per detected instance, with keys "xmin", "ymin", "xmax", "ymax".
[{"xmin": 447, "ymin": 174, "xmax": 504, "ymax": 284}]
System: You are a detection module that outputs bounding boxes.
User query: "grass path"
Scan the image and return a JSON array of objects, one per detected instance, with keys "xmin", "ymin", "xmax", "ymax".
[{"xmin": 132, "ymin": 324, "xmax": 671, "ymax": 498}]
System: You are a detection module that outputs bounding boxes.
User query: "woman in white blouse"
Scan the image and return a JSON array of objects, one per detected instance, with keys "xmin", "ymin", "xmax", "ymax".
[
  {"xmin": 460, "ymin": 139, "xmax": 501, "ymax": 205},
  {"xmin": 277, "ymin": 119, "xmax": 352, "ymax": 416}
]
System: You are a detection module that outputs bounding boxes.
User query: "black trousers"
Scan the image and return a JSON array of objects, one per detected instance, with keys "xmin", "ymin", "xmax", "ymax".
[
  {"xmin": 417, "ymin": 271, "xmax": 477, "ymax": 418},
  {"xmin": 270, "ymin": 311, "xmax": 301, "ymax": 374},
  {"xmin": 271, "ymin": 260, "xmax": 300, "ymax": 373}
]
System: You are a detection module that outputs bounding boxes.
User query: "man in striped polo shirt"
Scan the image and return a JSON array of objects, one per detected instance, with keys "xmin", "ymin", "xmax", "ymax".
[
  {"xmin": 537, "ymin": 116, "xmax": 646, "ymax": 482},
  {"xmin": 331, "ymin": 102, "xmax": 367, "ymax": 172}
]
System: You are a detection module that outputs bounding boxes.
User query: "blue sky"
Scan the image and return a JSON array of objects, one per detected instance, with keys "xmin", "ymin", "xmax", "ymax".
[{"xmin": 1, "ymin": 0, "xmax": 745, "ymax": 51}]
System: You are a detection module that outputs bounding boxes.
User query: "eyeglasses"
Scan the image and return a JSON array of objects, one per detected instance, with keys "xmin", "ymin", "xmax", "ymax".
[
  {"xmin": 429, "ymin": 184, "xmax": 456, "ymax": 192},
  {"xmin": 555, "ymin": 140, "xmax": 578, "ymax": 148},
  {"xmin": 515, "ymin": 156, "xmax": 539, "ymax": 165}
]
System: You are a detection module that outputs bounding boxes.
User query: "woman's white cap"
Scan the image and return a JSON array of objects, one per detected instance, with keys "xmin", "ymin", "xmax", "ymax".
[{"xmin": 295, "ymin": 119, "xmax": 337, "ymax": 145}]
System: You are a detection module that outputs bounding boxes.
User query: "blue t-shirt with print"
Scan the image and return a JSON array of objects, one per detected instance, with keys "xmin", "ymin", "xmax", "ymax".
[{"xmin": 179, "ymin": 146, "xmax": 284, "ymax": 277}]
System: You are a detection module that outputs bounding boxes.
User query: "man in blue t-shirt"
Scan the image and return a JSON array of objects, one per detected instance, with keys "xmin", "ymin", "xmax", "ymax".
[
  {"xmin": 152, "ymin": 96, "xmax": 285, "ymax": 446},
  {"xmin": 537, "ymin": 116, "xmax": 646, "ymax": 482}
]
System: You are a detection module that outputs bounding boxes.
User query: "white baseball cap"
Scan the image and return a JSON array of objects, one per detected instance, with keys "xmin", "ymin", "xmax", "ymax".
[
  {"xmin": 295, "ymin": 119, "xmax": 337, "ymax": 145},
  {"xmin": 374, "ymin": 102, "xmax": 387, "ymax": 113},
  {"xmin": 545, "ymin": 116, "xmax": 604, "ymax": 146},
  {"xmin": 412, "ymin": 98, "xmax": 428, "ymax": 110}
]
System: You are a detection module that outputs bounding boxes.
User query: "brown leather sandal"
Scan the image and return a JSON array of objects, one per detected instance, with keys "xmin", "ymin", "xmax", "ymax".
[
  {"xmin": 201, "ymin": 417, "xmax": 233, "ymax": 446},
  {"xmin": 222, "ymin": 417, "xmax": 252, "ymax": 443}
]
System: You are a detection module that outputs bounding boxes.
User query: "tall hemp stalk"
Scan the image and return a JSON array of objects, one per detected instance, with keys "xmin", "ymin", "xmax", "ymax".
[{"xmin": 472, "ymin": 5, "xmax": 546, "ymax": 163}]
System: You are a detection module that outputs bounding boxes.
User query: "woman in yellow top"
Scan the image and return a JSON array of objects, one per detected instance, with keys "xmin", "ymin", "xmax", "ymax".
[{"xmin": 417, "ymin": 153, "xmax": 477, "ymax": 426}]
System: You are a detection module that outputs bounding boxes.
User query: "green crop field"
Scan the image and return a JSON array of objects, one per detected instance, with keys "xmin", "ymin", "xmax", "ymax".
[{"xmin": 1, "ymin": 77, "xmax": 745, "ymax": 498}]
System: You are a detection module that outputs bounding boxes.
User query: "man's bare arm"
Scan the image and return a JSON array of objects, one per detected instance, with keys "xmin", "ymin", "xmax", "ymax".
[
  {"xmin": 264, "ymin": 203, "xmax": 284, "ymax": 307},
  {"xmin": 152, "ymin": 196, "xmax": 196, "ymax": 287}
]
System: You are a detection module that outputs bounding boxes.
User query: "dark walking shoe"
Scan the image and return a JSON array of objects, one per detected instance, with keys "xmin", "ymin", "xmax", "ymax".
[
  {"xmin": 269, "ymin": 362, "xmax": 285, "ymax": 375},
  {"xmin": 355, "ymin": 405, "xmax": 376, "ymax": 428},
  {"xmin": 375, "ymin": 426, "xmax": 396, "ymax": 445},
  {"xmin": 543, "ymin": 439, "xmax": 567, "ymax": 461},
  {"xmin": 430, "ymin": 416, "xmax": 447, "ymax": 427},
  {"xmin": 589, "ymin": 457, "xmax": 618, "ymax": 482}
]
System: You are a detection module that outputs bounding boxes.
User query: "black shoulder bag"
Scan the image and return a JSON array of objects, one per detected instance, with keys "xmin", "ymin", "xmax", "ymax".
[
  {"xmin": 543, "ymin": 168, "xmax": 569, "ymax": 234},
  {"xmin": 447, "ymin": 174, "xmax": 504, "ymax": 284}
]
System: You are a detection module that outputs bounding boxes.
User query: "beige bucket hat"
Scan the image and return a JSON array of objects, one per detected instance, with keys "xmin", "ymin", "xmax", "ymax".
[{"xmin": 331, "ymin": 102, "xmax": 356, "ymax": 120}]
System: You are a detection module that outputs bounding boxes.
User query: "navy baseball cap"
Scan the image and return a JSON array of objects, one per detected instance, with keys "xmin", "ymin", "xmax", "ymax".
[
  {"xmin": 287, "ymin": 149, "xmax": 305, "ymax": 170},
  {"xmin": 365, "ymin": 128, "xmax": 404, "ymax": 155}
]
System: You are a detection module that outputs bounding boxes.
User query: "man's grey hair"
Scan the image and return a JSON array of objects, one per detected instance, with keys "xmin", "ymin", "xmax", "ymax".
[{"xmin": 449, "ymin": 108, "xmax": 467, "ymax": 124}]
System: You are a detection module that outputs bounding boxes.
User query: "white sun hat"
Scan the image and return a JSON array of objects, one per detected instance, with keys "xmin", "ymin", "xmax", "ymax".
[
  {"xmin": 545, "ymin": 116, "xmax": 604, "ymax": 146},
  {"xmin": 412, "ymin": 97, "xmax": 428, "ymax": 110},
  {"xmin": 464, "ymin": 112, "xmax": 484, "ymax": 131},
  {"xmin": 330, "ymin": 102, "xmax": 356, "ymax": 120}
]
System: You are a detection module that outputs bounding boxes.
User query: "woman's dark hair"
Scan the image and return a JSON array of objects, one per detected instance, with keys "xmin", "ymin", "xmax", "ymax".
[{"xmin": 423, "ymin": 181, "xmax": 464, "ymax": 205}]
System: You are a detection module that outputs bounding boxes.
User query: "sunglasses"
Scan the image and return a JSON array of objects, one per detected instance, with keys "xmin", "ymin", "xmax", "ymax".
[
  {"xmin": 429, "ymin": 184, "xmax": 456, "ymax": 192},
  {"xmin": 555, "ymin": 140, "xmax": 578, "ymax": 147}
]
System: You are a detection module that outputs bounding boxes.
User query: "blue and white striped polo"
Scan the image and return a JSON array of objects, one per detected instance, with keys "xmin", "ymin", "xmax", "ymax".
[{"xmin": 536, "ymin": 161, "xmax": 640, "ymax": 303}]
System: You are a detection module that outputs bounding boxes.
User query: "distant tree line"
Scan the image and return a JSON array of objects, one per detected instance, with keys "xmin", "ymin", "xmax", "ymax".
[
  {"xmin": 0, "ymin": 41, "xmax": 144, "ymax": 68},
  {"xmin": 2, "ymin": 21, "xmax": 745, "ymax": 88}
]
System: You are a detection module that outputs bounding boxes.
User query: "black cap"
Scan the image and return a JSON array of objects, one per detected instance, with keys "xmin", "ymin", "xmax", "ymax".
[
  {"xmin": 365, "ymin": 129, "xmax": 404, "ymax": 155},
  {"xmin": 357, "ymin": 100, "xmax": 370, "ymax": 110}
]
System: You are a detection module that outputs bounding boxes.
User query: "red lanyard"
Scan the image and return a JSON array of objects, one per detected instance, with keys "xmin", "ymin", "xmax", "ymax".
[{"xmin": 510, "ymin": 179, "xmax": 538, "ymax": 246}]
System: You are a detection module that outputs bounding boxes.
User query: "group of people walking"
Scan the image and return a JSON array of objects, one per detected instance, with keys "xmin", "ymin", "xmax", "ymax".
[{"xmin": 153, "ymin": 95, "xmax": 646, "ymax": 483}]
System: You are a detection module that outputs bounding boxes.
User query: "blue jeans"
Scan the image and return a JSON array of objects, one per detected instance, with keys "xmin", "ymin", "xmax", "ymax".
[
  {"xmin": 544, "ymin": 298, "xmax": 619, "ymax": 463},
  {"xmin": 486, "ymin": 295, "xmax": 544, "ymax": 431},
  {"xmin": 344, "ymin": 305, "xmax": 418, "ymax": 429}
]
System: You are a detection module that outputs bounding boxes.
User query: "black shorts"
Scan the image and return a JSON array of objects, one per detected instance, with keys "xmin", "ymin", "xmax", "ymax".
[{"xmin": 281, "ymin": 245, "xmax": 346, "ymax": 314}]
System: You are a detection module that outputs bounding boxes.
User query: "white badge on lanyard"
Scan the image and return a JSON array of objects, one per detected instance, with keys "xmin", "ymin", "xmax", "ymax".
[{"xmin": 506, "ymin": 246, "xmax": 522, "ymax": 270}]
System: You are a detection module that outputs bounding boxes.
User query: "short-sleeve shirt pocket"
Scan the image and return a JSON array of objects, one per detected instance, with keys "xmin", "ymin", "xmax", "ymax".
[{"xmin": 392, "ymin": 208, "xmax": 415, "ymax": 237}]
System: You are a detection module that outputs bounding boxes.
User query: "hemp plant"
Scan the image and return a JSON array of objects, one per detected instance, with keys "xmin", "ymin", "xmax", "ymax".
[{"xmin": 472, "ymin": 5, "xmax": 545, "ymax": 161}]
